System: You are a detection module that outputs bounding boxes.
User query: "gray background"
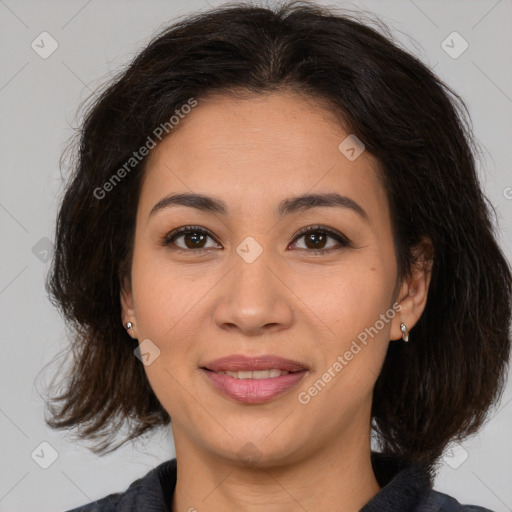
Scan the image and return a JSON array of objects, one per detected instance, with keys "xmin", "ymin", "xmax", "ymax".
[{"xmin": 0, "ymin": 0, "xmax": 511, "ymax": 511}]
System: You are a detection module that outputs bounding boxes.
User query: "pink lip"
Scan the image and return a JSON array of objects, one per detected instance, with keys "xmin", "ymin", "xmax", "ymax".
[{"xmin": 201, "ymin": 354, "xmax": 309, "ymax": 404}]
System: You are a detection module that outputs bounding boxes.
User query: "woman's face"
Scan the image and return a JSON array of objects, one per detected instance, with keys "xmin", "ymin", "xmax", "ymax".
[{"xmin": 121, "ymin": 91, "xmax": 415, "ymax": 466}]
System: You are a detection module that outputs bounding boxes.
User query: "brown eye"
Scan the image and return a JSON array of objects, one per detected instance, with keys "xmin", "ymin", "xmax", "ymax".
[
  {"xmin": 303, "ymin": 231, "xmax": 329, "ymax": 250},
  {"xmin": 163, "ymin": 226, "xmax": 220, "ymax": 252},
  {"xmin": 290, "ymin": 226, "xmax": 350, "ymax": 254},
  {"xmin": 178, "ymin": 231, "xmax": 208, "ymax": 249},
  {"xmin": 162, "ymin": 225, "xmax": 350, "ymax": 255}
]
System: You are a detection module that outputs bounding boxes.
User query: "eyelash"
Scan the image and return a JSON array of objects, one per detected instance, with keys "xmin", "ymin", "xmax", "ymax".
[{"xmin": 161, "ymin": 225, "xmax": 351, "ymax": 256}]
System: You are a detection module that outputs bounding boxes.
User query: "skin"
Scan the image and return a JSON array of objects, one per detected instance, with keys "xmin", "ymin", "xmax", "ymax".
[{"xmin": 121, "ymin": 91, "xmax": 432, "ymax": 512}]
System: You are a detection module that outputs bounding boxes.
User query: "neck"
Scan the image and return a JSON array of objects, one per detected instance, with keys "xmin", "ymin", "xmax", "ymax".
[{"xmin": 171, "ymin": 426, "xmax": 380, "ymax": 512}]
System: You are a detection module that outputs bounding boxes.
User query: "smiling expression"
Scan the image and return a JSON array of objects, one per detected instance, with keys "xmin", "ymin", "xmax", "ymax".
[{"xmin": 121, "ymin": 90, "xmax": 411, "ymax": 466}]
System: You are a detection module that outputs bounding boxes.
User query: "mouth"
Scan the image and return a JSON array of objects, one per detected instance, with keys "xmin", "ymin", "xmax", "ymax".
[
  {"xmin": 206, "ymin": 368, "xmax": 295, "ymax": 379},
  {"xmin": 200, "ymin": 354, "xmax": 309, "ymax": 404},
  {"xmin": 202, "ymin": 354, "xmax": 308, "ymax": 373}
]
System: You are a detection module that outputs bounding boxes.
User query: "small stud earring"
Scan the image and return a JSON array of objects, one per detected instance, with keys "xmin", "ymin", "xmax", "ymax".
[
  {"xmin": 400, "ymin": 323, "xmax": 409, "ymax": 342},
  {"xmin": 125, "ymin": 322, "xmax": 133, "ymax": 330}
]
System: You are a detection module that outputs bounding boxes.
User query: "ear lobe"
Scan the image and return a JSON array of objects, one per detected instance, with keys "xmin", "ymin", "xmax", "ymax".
[{"xmin": 120, "ymin": 276, "xmax": 136, "ymax": 325}]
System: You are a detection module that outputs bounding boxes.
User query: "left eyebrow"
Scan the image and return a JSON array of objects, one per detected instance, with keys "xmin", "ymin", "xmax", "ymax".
[
  {"xmin": 276, "ymin": 192, "xmax": 369, "ymax": 223},
  {"xmin": 148, "ymin": 192, "xmax": 369, "ymax": 223}
]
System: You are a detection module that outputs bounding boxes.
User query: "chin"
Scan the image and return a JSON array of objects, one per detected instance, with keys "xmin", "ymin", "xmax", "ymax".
[{"xmin": 202, "ymin": 428, "xmax": 308, "ymax": 469}]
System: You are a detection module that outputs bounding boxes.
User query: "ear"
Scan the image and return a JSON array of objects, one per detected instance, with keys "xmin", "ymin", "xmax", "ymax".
[
  {"xmin": 120, "ymin": 275, "xmax": 138, "ymax": 338},
  {"xmin": 390, "ymin": 237, "xmax": 434, "ymax": 341}
]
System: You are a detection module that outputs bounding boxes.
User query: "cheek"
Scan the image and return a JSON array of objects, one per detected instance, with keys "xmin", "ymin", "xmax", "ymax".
[
  {"xmin": 129, "ymin": 243, "xmax": 205, "ymax": 339},
  {"xmin": 299, "ymin": 259, "xmax": 396, "ymax": 389},
  {"xmin": 295, "ymin": 270, "xmax": 393, "ymax": 421},
  {"xmin": 294, "ymin": 259, "xmax": 395, "ymax": 339}
]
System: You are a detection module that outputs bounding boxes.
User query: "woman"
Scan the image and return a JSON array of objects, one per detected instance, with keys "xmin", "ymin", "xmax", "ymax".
[{"xmin": 44, "ymin": 1, "xmax": 512, "ymax": 511}]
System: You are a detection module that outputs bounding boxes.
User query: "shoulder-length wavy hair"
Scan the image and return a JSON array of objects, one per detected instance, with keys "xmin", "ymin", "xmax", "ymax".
[{"xmin": 43, "ymin": 0, "xmax": 512, "ymax": 474}]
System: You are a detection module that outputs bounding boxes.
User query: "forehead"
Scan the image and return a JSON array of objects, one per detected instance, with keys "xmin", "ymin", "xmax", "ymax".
[{"xmin": 138, "ymin": 92, "xmax": 388, "ymax": 221}]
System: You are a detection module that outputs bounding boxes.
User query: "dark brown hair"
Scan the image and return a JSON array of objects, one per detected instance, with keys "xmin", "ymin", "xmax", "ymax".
[{"xmin": 42, "ymin": 0, "xmax": 512, "ymax": 474}]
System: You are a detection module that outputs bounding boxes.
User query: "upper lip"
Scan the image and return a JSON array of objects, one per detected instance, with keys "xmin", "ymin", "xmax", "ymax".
[{"xmin": 202, "ymin": 355, "xmax": 308, "ymax": 372}]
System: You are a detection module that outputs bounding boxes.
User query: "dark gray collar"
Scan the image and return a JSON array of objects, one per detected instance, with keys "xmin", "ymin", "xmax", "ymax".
[
  {"xmin": 361, "ymin": 452, "xmax": 432, "ymax": 511},
  {"xmin": 122, "ymin": 451, "xmax": 433, "ymax": 512}
]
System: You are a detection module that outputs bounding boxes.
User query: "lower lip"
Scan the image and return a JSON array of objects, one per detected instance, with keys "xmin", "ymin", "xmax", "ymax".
[{"xmin": 201, "ymin": 369, "xmax": 308, "ymax": 404}]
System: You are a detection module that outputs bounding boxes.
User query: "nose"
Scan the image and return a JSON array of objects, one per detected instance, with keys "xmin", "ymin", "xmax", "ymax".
[{"xmin": 212, "ymin": 250, "xmax": 294, "ymax": 338}]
